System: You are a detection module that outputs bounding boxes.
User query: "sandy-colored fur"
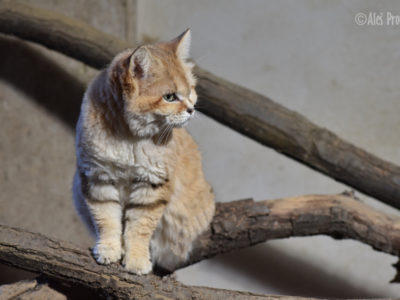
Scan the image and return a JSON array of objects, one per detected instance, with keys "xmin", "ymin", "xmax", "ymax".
[{"xmin": 73, "ymin": 30, "xmax": 215, "ymax": 274}]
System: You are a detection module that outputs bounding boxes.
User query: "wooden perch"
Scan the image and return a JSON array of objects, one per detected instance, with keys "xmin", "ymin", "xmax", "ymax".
[
  {"xmin": 0, "ymin": 193, "xmax": 399, "ymax": 299},
  {"xmin": 1, "ymin": 2, "xmax": 400, "ymax": 210},
  {"xmin": 188, "ymin": 192, "xmax": 400, "ymax": 268},
  {"xmin": 0, "ymin": 279, "xmax": 66, "ymax": 300},
  {"xmin": 0, "ymin": 222, "xmax": 304, "ymax": 300}
]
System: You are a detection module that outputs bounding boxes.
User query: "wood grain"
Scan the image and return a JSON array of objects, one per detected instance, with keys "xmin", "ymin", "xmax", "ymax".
[
  {"xmin": 188, "ymin": 192, "xmax": 400, "ymax": 268},
  {"xmin": 0, "ymin": 279, "xmax": 66, "ymax": 299},
  {"xmin": 0, "ymin": 224, "xmax": 306, "ymax": 300}
]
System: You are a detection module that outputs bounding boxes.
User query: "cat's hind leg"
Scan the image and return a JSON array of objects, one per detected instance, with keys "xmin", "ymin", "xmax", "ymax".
[{"xmin": 150, "ymin": 189, "xmax": 215, "ymax": 271}]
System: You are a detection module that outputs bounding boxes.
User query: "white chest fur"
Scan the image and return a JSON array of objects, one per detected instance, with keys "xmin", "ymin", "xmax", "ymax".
[{"xmin": 83, "ymin": 129, "xmax": 169, "ymax": 185}]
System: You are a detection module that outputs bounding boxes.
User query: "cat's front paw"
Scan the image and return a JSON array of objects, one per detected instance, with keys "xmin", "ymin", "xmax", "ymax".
[
  {"xmin": 93, "ymin": 241, "xmax": 122, "ymax": 265},
  {"xmin": 123, "ymin": 255, "xmax": 152, "ymax": 275}
]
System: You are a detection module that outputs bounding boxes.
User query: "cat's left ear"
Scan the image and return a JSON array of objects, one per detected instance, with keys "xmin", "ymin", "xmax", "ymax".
[
  {"xmin": 170, "ymin": 29, "xmax": 191, "ymax": 61},
  {"xmin": 130, "ymin": 47, "xmax": 151, "ymax": 78}
]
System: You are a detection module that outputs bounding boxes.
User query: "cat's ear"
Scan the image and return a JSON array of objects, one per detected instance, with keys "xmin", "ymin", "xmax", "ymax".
[
  {"xmin": 130, "ymin": 47, "xmax": 151, "ymax": 78},
  {"xmin": 170, "ymin": 29, "xmax": 191, "ymax": 61}
]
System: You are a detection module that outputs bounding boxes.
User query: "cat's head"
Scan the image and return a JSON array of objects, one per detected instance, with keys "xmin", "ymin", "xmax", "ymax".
[{"xmin": 110, "ymin": 29, "xmax": 197, "ymax": 138}]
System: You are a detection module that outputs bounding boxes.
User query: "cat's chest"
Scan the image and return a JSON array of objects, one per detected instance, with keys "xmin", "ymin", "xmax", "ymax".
[
  {"xmin": 91, "ymin": 135, "xmax": 169, "ymax": 183},
  {"xmin": 131, "ymin": 141, "xmax": 168, "ymax": 182}
]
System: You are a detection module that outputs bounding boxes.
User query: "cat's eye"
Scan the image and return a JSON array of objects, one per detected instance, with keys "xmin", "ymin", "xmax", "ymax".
[{"xmin": 163, "ymin": 93, "xmax": 178, "ymax": 102}]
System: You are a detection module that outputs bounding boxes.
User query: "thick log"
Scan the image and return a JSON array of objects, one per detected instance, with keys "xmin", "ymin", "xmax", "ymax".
[
  {"xmin": 0, "ymin": 1, "xmax": 126, "ymax": 69},
  {"xmin": 0, "ymin": 224, "xmax": 315, "ymax": 300},
  {"xmin": 0, "ymin": 279, "xmax": 66, "ymax": 299},
  {"xmin": 0, "ymin": 193, "xmax": 399, "ymax": 298},
  {"xmin": 1, "ymin": 2, "xmax": 400, "ymax": 210},
  {"xmin": 189, "ymin": 192, "xmax": 400, "ymax": 269}
]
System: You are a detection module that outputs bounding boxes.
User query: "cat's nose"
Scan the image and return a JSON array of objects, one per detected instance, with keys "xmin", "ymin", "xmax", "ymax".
[{"xmin": 186, "ymin": 108, "xmax": 194, "ymax": 114}]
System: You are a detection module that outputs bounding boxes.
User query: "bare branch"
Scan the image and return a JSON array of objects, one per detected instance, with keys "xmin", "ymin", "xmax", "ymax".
[
  {"xmin": 0, "ymin": 279, "xmax": 66, "ymax": 299},
  {"xmin": 0, "ymin": 223, "xmax": 314, "ymax": 299},
  {"xmin": 188, "ymin": 193, "xmax": 400, "ymax": 269},
  {"xmin": 0, "ymin": 1, "xmax": 126, "ymax": 68}
]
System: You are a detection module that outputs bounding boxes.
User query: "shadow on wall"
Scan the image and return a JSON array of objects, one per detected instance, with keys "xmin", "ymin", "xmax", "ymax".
[
  {"xmin": 214, "ymin": 242, "xmax": 382, "ymax": 299},
  {"xmin": 0, "ymin": 34, "xmax": 384, "ymax": 298},
  {"xmin": 0, "ymin": 34, "xmax": 85, "ymax": 129}
]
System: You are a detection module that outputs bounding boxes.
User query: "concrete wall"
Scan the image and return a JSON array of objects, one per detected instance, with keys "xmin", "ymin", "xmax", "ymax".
[
  {"xmin": 1, "ymin": 0, "xmax": 400, "ymax": 298},
  {"xmin": 138, "ymin": 0, "xmax": 400, "ymax": 298}
]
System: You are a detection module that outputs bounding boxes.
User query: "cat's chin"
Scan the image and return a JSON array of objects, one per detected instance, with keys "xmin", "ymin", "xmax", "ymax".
[{"xmin": 125, "ymin": 113, "xmax": 162, "ymax": 138}]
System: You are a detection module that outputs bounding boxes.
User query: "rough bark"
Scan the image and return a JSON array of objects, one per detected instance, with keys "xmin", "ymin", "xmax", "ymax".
[
  {"xmin": 1, "ymin": 2, "xmax": 400, "ymax": 210},
  {"xmin": 0, "ymin": 193, "xmax": 399, "ymax": 299},
  {"xmin": 0, "ymin": 1, "xmax": 126, "ymax": 69},
  {"xmin": 189, "ymin": 192, "xmax": 400, "ymax": 269},
  {"xmin": 0, "ymin": 224, "xmax": 314, "ymax": 300},
  {"xmin": 0, "ymin": 279, "xmax": 66, "ymax": 300}
]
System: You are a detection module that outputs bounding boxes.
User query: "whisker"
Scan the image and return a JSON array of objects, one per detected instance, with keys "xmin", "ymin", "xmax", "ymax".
[
  {"xmin": 157, "ymin": 123, "xmax": 173, "ymax": 145},
  {"xmin": 156, "ymin": 123, "xmax": 169, "ymax": 145},
  {"xmin": 193, "ymin": 51, "xmax": 217, "ymax": 65},
  {"xmin": 166, "ymin": 125, "xmax": 173, "ymax": 143},
  {"xmin": 162, "ymin": 125, "xmax": 172, "ymax": 145},
  {"xmin": 191, "ymin": 113, "xmax": 201, "ymax": 122},
  {"xmin": 192, "ymin": 103, "xmax": 209, "ymax": 111}
]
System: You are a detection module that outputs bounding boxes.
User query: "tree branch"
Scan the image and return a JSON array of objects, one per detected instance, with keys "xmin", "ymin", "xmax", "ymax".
[
  {"xmin": 188, "ymin": 192, "xmax": 400, "ymax": 269},
  {"xmin": 0, "ymin": 1, "xmax": 125, "ymax": 69},
  {"xmin": 1, "ymin": 2, "xmax": 400, "ymax": 210},
  {"xmin": 0, "ymin": 193, "xmax": 399, "ymax": 299},
  {"xmin": 0, "ymin": 221, "xmax": 313, "ymax": 300},
  {"xmin": 0, "ymin": 279, "xmax": 66, "ymax": 300}
]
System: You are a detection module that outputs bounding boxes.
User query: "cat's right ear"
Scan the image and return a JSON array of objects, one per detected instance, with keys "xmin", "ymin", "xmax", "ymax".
[
  {"xmin": 130, "ymin": 47, "xmax": 151, "ymax": 78},
  {"xmin": 170, "ymin": 29, "xmax": 191, "ymax": 61}
]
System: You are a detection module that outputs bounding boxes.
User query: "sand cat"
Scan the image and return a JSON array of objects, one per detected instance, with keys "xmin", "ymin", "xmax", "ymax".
[{"xmin": 72, "ymin": 30, "xmax": 215, "ymax": 274}]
